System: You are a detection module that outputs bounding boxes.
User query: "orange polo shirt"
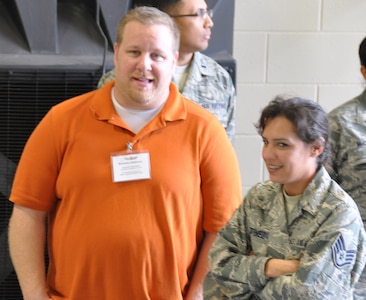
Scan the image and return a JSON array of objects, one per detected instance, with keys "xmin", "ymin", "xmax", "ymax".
[{"xmin": 10, "ymin": 82, "xmax": 242, "ymax": 299}]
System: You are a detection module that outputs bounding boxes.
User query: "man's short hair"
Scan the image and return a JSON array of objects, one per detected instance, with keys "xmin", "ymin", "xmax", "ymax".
[{"xmin": 359, "ymin": 37, "xmax": 366, "ymax": 67}]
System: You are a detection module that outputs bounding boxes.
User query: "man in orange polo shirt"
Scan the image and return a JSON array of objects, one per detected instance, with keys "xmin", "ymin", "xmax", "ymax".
[{"xmin": 8, "ymin": 6, "xmax": 241, "ymax": 300}]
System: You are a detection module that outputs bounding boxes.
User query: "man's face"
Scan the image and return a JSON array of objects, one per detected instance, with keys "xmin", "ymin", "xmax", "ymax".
[
  {"xmin": 113, "ymin": 21, "xmax": 178, "ymax": 110},
  {"xmin": 170, "ymin": 0, "xmax": 214, "ymax": 54}
]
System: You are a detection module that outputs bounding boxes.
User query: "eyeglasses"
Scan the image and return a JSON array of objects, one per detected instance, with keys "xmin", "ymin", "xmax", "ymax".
[{"xmin": 170, "ymin": 8, "xmax": 213, "ymax": 20}]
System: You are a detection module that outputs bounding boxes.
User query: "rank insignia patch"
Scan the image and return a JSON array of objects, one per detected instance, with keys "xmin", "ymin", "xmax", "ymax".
[{"xmin": 332, "ymin": 234, "xmax": 356, "ymax": 268}]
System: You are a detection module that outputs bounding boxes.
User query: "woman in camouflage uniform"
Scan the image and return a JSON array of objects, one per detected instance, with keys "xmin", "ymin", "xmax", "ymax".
[{"xmin": 204, "ymin": 96, "xmax": 366, "ymax": 299}]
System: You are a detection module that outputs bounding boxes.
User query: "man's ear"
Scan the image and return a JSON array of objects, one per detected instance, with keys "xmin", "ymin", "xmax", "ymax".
[
  {"xmin": 361, "ymin": 65, "xmax": 366, "ymax": 80},
  {"xmin": 174, "ymin": 51, "xmax": 179, "ymax": 65},
  {"xmin": 113, "ymin": 43, "xmax": 119, "ymax": 66}
]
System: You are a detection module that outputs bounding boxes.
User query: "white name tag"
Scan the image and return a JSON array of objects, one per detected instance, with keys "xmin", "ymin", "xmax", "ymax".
[{"xmin": 111, "ymin": 151, "xmax": 151, "ymax": 182}]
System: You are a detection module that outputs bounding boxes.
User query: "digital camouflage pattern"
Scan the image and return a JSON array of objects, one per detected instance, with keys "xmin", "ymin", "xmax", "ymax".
[
  {"xmin": 97, "ymin": 52, "xmax": 236, "ymax": 143},
  {"xmin": 328, "ymin": 89, "xmax": 366, "ymax": 299},
  {"xmin": 204, "ymin": 167, "xmax": 366, "ymax": 300}
]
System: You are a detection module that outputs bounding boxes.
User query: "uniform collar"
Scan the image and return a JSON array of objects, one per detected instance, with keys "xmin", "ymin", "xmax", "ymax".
[
  {"xmin": 359, "ymin": 88, "xmax": 366, "ymax": 109},
  {"xmin": 297, "ymin": 166, "xmax": 331, "ymax": 216},
  {"xmin": 190, "ymin": 51, "xmax": 211, "ymax": 77},
  {"xmin": 258, "ymin": 166, "xmax": 331, "ymax": 218}
]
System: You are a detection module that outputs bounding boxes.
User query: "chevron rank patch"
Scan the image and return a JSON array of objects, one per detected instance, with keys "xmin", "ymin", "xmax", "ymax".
[{"xmin": 332, "ymin": 233, "xmax": 356, "ymax": 268}]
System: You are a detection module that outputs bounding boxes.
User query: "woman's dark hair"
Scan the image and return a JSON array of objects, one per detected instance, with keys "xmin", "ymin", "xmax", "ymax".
[{"xmin": 256, "ymin": 95, "xmax": 331, "ymax": 168}]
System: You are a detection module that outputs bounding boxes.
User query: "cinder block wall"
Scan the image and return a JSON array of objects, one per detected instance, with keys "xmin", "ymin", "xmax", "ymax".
[{"xmin": 233, "ymin": 0, "xmax": 366, "ymax": 194}]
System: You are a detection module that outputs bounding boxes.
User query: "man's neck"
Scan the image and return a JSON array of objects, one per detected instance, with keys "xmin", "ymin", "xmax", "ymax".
[{"xmin": 177, "ymin": 51, "xmax": 194, "ymax": 66}]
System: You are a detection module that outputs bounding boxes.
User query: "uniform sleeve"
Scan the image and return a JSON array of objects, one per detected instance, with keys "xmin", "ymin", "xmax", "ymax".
[
  {"xmin": 213, "ymin": 62, "xmax": 236, "ymax": 144},
  {"xmin": 204, "ymin": 194, "xmax": 271, "ymax": 299},
  {"xmin": 225, "ymin": 80, "xmax": 236, "ymax": 144},
  {"xmin": 327, "ymin": 111, "xmax": 343, "ymax": 178},
  {"xmin": 97, "ymin": 69, "xmax": 115, "ymax": 89}
]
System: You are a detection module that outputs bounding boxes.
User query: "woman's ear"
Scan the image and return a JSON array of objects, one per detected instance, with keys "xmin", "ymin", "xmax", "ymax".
[{"xmin": 311, "ymin": 137, "xmax": 325, "ymax": 157}]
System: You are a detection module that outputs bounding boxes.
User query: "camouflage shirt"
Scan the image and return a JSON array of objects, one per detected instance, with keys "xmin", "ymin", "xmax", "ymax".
[
  {"xmin": 328, "ymin": 89, "xmax": 366, "ymax": 299},
  {"xmin": 328, "ymin": 89, "xmax": 366, "ymax": 225},
  {"xmin": 204, "ymin": 167, "xmax": 366, "ymax": 299},
  {"xmin": 97, "ymin": 52, "xmax": 236, "ymax": 143}
]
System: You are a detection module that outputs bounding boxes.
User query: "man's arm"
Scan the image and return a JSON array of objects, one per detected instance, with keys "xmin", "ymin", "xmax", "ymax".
[
  {"xmin": 185, "ymin": 232, "xmax": 217, "ymax": 300},
  {"xmin": 8, "ymin": 204, "xmax": 50, "ymax": 300}
]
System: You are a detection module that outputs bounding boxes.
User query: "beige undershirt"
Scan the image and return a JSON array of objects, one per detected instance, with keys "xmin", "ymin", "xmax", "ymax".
[
  {"xmin": 283, "ymin": 188, "xmax": 302, "ymax": 217},
  {"xmin": 111, "ymin": 87, "xmax": 164, "ymax": 133},
  {"xmin": 173, "ymin": 64, "xmax": 190, "ymax": 92}
]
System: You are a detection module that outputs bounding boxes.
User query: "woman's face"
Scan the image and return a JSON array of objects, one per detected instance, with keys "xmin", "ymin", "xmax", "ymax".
[{"xmin": 261, "ymin": 116, "xmax": 320, "ymax": 196}]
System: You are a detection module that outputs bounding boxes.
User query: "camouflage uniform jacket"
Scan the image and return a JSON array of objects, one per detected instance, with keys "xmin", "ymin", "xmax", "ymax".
[
  {"xmin": 204, "ymin": 167, "xmax": 366, "ymax": 299},
  {"xmin": 328, "ymin": 89, "xmax": 366, "ymax": 299},
  {"xmin": 97, "ymin": 52, "xmax": 236, "ymax": 143},
  {"xmin": 328, "ymin": 89, "xmax": 366, "ymax": 226}
]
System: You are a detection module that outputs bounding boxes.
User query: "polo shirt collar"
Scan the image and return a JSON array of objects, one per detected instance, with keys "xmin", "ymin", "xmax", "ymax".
[{"xmin": 90, "ymin": 81, "xmax": 187, "ymax": 125}]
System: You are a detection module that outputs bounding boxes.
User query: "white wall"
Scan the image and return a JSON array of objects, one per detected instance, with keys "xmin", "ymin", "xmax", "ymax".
[{"xmin": 233, "ymin": 0, "xmax": 366, "ymax": 194}]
